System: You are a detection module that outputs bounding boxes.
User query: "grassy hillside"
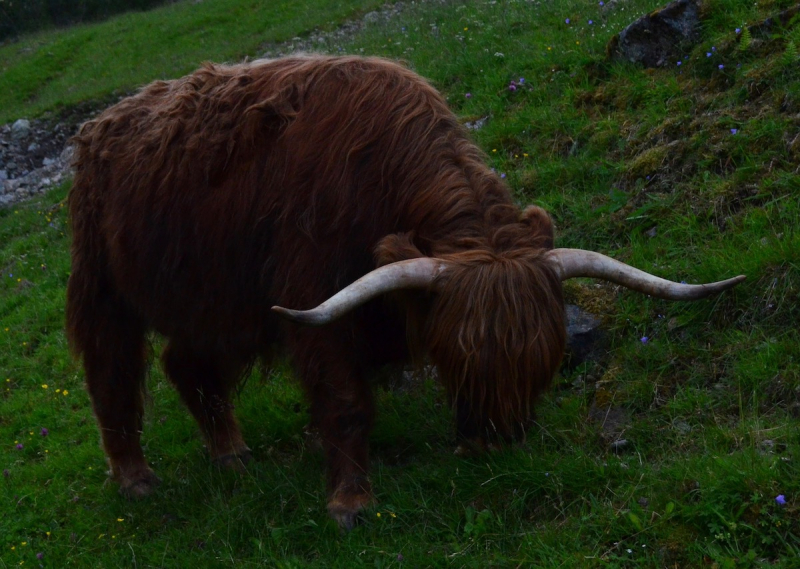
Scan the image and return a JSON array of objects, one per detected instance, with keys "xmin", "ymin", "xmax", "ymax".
[
  {"xmin": 2, "ymin": 0, "xmax": 799, "ymax": 566},
  {"xmin": 0, "ymin": 0, "xmax": 389, "ymax": 124}
]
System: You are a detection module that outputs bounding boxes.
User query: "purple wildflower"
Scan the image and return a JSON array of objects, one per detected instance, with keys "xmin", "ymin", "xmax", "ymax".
[
  {"xmin": 16, "ymin": 443, "xmax": 23, "ymax": 450},
  {"xmin": 599, "ymin": 1, "xmax": 604, "ymax": 5},
  {"xmin": 397, "ymin": 553, "xmax": 404, "ymax": 562},
  {"xmin": 36, "ymin": 553, "xmax": 44, "ymax": 560},
  {"xmin": 519, "ymin": 77, "xmax": 525, "ymax": 84},
  {"xmin": 641, "ymin": 336, "xmax": 649, "ymax": 344},
  {"xmin": 712, "ymin": 46, "xmax": 716, "ymax": 51},
  {"xmin": 500, "ymin": 173, "xmax": 507, "ymax": 179},
  {"xmin": 731, "ymin": 128, "xmax": 738, "ymax": 135},
  {"xmin": 40, "ymin": 427, "xmax": 49, "ymax": 437},
  {"xmin": 508, "ymin": 82, "xmax": 517, "ymax": 92},
  {"xmin": 589, "ymin": 20, "xmax": 594, "ymax": 25},
  {"xmin": 465, "ymin": 92, "xmax": 472, "ymax": 98},
  {"xmin": 565, "ymin": 18, "xmax": 570, "ymax": 24},
  {"xmin": 736, "ymin": 28, "xmax": 741, "ymax": 34},
  {"xmin": 776, "ymin": 494, "xmax": 787, "ymax": 506},
  {"xmin": 718, "ymin": 64, "xmax": 724, "ymax": 69},
  {"xmin": 677, "ymin": 61, "xmax": 682, "ymax": 66}
]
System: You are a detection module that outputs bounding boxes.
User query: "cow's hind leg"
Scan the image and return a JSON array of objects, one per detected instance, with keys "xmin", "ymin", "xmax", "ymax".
[
  {"xmin": 79, "ymin": 301, "xmax": 159, "ymax": 498},
  {"xmin": 161, "ymin": 342, "xmax": 251, "ymax": 468}
]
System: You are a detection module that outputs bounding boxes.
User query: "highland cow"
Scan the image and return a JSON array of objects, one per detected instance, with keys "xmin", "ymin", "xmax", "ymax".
[{"xmin": 67, "ymin": 55, "xmax": 743, "ymax": 529}]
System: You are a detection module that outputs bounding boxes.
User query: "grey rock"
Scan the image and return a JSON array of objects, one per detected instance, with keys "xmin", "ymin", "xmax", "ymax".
[
  {"xmin": 61, "ymin": 145, "xmax": 75, "ymax": 163},
  {"xmin": 27, "ymin": 142, "xmax": 40, "ymax": 153},
  {"xmin": 589, "ymin": 403, "xmax": 631, "ymax": 444},
  {"xmin": 11, "ymin": 119, "xmax": 31, "ymax": 140},
  {"xmin": 465, "ymin": 116, "xmax": 488, "ymax": 131},
  {"xmin": 564, "ymin": 304, "xmax": 605, "ymax": 369},
  {"xmin": 673, "ymin": 419, "xmax": 692, "ymax": 435},
  {"xmin": 0, "ymin": 170, "xmax": 6, "ymax": 181},
  {"xmin": 363, "ymin": 11, "xmax": 381, "ymax": 23},
  {"xmin": 607, "ymin": 0, "xmax": 701, "ymax": 68},
  {"xmin": 610, "ymin": 439, "xmax": 629, "ymax": 452}
]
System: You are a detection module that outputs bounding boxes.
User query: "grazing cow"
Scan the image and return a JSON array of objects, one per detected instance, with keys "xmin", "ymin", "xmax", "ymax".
[{"xmin": 66, "ymin": 55, "xmax": 743, "ymax": 529}]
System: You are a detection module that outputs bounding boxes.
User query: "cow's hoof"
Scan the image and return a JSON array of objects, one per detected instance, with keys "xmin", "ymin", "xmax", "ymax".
[
  {"xmin": 328, "ymin": 491, "xmax": 372, "ymax": 532},
  {"xmin": 214, "ymin": 448, "xmax": 253, "ymax": 472},
  {"xmin": 330, "ymin": 508, "xmax": 359, "ymax": 532},
  {"xmin": 453, "ymin": 443, "xmax": 472, "ymax": 456},
  {"xmin": 118, "ymin": 469, "xmax": 161, "ymax": 499},
  {"xmin": 454, "ymin": 438, "xmax": 485, "ymax": 456},
  {"xmin": 328, "ymin": 502, "xmax": 364, "ymax": 532}
]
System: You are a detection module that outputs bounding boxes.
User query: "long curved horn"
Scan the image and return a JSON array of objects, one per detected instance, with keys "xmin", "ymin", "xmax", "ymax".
[
  {"xmin": 272, "ymin": 257, "xmax": 447, "ymax": 326},
  {"xmin": 545, "ymin": 248, "xmax": 745, "ymax": 300}
]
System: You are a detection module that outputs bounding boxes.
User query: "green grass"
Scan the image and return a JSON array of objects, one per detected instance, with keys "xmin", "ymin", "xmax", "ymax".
[
  {"xmin": 2, "ymin": 0, "xmax": 800, "ymax": 566},
  {"xmin": 0, "ymin": 0, "xmax": 389, "ymax": 123}
]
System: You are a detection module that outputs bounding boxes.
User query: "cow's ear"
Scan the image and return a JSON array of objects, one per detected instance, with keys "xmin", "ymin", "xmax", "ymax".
[
  {"xmin": 375, "ymin": 233, "xmax": 426, "ymax": 266},
  {"xmin": 520, "ymin": 205, "xmax": 555, "ymax": 249}
]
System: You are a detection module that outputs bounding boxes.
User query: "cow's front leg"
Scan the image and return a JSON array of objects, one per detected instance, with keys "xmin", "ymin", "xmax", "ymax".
[
  {"xmin": 293, "ymin": 331, "xmax": 375, "ymax": 530},
  {"xmin": 313, "ymin": 374, "xmax": 374, "ymax": 530}
]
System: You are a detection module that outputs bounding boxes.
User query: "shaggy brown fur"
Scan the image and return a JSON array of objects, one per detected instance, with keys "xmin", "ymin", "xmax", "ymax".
[{"xmin": 67, "ymin": 55, "xmax": 566, "ymax": 528}]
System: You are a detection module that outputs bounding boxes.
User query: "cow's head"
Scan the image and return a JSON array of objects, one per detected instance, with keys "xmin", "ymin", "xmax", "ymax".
[{"xmin": 272, "ymin": 207, "xmax": 745, "ymax": 445}]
